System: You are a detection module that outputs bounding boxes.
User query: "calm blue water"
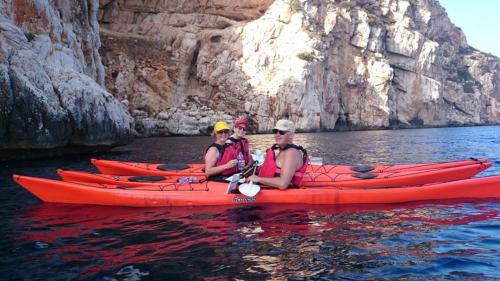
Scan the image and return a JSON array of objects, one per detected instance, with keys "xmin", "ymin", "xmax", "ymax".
[{"xmin": 1, "ymin": 126, "xmax": 500, "ymax": 280}]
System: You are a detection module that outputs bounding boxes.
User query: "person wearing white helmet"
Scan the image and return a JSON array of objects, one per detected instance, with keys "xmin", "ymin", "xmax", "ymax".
[{"xmin": 246, "ymin": 119, "xmax": 309, "ymax": 189}]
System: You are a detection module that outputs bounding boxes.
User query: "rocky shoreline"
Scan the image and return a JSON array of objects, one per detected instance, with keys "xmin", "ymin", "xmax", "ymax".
[{"xmin": 3, "ymin": 123, "xmax": 497, "ymax": 162}]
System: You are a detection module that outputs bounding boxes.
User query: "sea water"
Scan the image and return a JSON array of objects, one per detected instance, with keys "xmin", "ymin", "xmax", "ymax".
[{"xmin": 1, "ymin": 126, "xmax": 499, "ymax": 280}]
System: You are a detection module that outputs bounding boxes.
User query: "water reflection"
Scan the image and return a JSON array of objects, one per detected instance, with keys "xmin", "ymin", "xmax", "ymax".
[{"xmin": 8, "ymin": 201, "xmax": 500, "ymax": 280}]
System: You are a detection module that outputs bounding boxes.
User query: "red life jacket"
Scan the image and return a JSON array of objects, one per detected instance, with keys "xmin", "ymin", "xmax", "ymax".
[
  {"xmin": 228, "ymin": 137, "xmax": 251, "ymax": 164},
  {"xmin": 204, "ymin": 143, "xmax": 237, "ymax": 175},
  {"xmin": 258, "ymin": 144, "xmax": 309, "ymax": 187}
]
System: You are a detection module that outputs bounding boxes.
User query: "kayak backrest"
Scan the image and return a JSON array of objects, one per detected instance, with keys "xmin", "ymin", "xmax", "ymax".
[
  {"xmin": 128, "ymin": 175, "xmax": 167, "ymax": 182},
  {"xmin": 157, "ymin": 164, "xmax": 190, "ymax": 171},
  {"xmin": 351, "ymin": 165, "xmax": 375, "ymax": 173},
  {"xmin": 352, "ymin": 173, "xmax": 377, "ymax": 179}
]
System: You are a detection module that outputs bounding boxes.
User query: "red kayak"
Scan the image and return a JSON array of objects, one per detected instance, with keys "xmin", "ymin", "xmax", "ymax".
[
  {"xmin": 12, "ymin": 174, "xmax": 500, "ymax": 207},
  {"xmin": 59, "ymin": 160, "xmax": 490, "ymax": 188}
]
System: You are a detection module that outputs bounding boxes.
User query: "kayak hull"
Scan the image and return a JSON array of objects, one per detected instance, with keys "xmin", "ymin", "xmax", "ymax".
[{"xmin": 13, "ymin": 174, "xmax": 500, "ymax": 207}]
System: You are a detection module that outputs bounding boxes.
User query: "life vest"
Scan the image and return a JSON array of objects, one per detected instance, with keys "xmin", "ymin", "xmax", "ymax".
[
  {"xmin": 227, "ymin": 137, "xmax": 251, "ymax": 164},
  {"xmin": 204, "ymin": 143, "xmax": 237, "ymax": 176},
  {"xmin": 258, "ymin": 144, "xmax": 309, "ymax": 187}
]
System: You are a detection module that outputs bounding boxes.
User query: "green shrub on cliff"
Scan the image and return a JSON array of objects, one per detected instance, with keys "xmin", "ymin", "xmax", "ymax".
[{"xmin": 297, "ymin": 52, "xmax": 318, "ymax": 62}]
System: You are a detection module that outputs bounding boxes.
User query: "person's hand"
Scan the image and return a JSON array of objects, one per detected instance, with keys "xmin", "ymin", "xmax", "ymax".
[
  {"xmin": 226, "ymin": 159, "xmax": 237, "ymax": 168},
  {"xmin": 247, "ymin": 175, "xmax": 259, "ymax": 183}
]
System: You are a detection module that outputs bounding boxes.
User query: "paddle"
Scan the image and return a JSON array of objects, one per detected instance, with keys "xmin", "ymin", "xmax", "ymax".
[
  {"xmin": 226, "ymin": 173, "xmax": 241, "ymax": 194},
  {"xmin": 225, "ymin": 162, "xmax": 257, "ymax": 194},
  {"xmin": 238, "ymin": 165, "xmax": 260, "ymax": 197},
  {"xmin": 238, "ymin": 181, "xmax": 260, "ymax": 197},
  {"xmin": 226, "ymin": 149, "xmax": 265, "ymax": 196},
  {"xmin": 225, "ymin": 162, "xmax": 262, "ymax": 197}
]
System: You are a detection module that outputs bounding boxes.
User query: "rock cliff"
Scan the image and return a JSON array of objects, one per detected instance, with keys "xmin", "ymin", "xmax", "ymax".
[
  {"xmin": 1, "ymin": 0, "xmax": 498, "ymax": 155},
  {"xmin": 99, "ymin": 0, "xmax": 499, "ymax": 135},
  {"xmin": 0, "ymin": 0, "xmax": 131, "ymax": 153}
]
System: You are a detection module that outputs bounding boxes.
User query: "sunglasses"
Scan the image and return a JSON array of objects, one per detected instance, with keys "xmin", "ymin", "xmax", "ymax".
[
  {"xmin": 237, "ymin": 126, "xmax": 247, "ymax": 131},
  {"xmin": 217, "ymin": 130, "xmax": 230, "ymax": 134},
  {"xmin": 272, "ymin": 129, "xmax": 288, "ymax": 135}
]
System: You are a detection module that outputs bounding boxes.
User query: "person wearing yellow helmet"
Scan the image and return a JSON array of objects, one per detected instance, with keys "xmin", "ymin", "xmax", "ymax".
[{"xmin": 204, "ymin": 120, "xmax": 238, "ymax": 179}]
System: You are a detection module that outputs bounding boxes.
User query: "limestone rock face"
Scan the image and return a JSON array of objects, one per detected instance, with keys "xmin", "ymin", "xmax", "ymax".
[
  {"xmin": 99, "ymin": 0, "xmax": 499, "ymax": 135},
  {"xmin": 2, "ymin": 0, "xmax": 498, "ymax": 150},
  {"xmin": 0, "ymin": 0, "xmax": 131, "ymax": 150}
]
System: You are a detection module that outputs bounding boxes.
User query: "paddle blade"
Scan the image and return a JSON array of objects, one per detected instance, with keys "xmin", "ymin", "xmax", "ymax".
[
  {"xmin": 251, "ymin": 150, "xmax": 265, "ymax": 166},
  {"xmin": 226, "ymin": 174, "xmax": 240, "ymax": 194},
  {"xmin": 239, "ymin": 182, "xmax": 260, "ymax": 197}
]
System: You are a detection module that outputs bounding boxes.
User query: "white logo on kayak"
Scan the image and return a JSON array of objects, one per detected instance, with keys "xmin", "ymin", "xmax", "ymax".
[{"xmin": 233, "ymin": 197, "xmax": 256, "ymax": 203}]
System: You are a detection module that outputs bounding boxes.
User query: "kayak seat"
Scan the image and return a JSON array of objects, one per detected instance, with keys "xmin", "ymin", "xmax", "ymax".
[
  {"xmin": 157, "ymin": 164, "xmax": 190, "ymax": 171},
  {"xmin": 352, "ymin": 173, "xmax": 377, "ymax": 179},
  {"xmin": 351, "ymin": 165, "xmax": 375, "ymax": 173},
  {"xmin": 129, "ymin": 175, "xmax": 167, "ymax": 182}
]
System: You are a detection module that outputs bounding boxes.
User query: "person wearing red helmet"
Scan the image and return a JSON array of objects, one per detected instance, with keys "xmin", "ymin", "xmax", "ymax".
[{"xmin": 226, "ymin": 118, "xmax": 252, "ymax": 172}]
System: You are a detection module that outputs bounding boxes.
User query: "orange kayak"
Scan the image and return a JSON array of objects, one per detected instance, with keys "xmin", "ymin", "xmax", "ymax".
[
  {"xmin": 12, "ymin": 174, "xmax": 500, "ymax": 207},
  {"xmin": 91, "ymin": 158, "xmax": 490, "ymax": 177},
  {"xmin": 59, "ymin": 161, "xmax": 490, "ymax": 188},
  {"xmin": 90, "ymin": 158, "xmax": 491, "ymax": 187}
]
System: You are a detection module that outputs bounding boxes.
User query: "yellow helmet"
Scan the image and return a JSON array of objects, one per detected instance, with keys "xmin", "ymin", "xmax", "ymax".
[{"xmin": 213, "ymin": 120, "xmax": 230, "ymax": 132}]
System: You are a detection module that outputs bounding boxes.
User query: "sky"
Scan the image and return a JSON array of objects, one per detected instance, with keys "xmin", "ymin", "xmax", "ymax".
[{"xmin": 438, "ymin": 0, "xmax": 500, "ymax": 57}]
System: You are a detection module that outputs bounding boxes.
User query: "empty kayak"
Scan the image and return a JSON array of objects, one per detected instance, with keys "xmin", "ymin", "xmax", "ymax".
[
  {"xmin": 12, "ymin": 174, "xmax": 500, "ymax": 207},
  {"xmin": 59, "ymin": 161, "xmax": 490, "ymax": 188}
]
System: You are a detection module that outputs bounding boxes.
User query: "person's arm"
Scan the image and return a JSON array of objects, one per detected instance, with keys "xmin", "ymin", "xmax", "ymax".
[
  {"xmin": 247, "ymin": 149, "xmax": 301, "ymax": 189},
  {"xmin": 204, "ymin": 147, "xmax": 237, "ymax": 176},
  {"xmin": 247, "ymin": 144, "xmax": 254, "ymax": 163}
]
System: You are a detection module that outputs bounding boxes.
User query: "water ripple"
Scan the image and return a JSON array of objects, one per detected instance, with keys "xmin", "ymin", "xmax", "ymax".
[{"xmin": 2, "ymin": 126, "xmax": 500, "ymax": 279}]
